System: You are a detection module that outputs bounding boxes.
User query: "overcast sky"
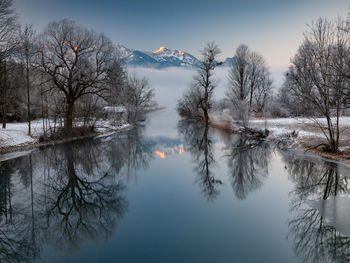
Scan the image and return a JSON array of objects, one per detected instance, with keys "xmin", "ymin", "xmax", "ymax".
[{"xmin": 14, "ymin": 0, "xmax": 350, "ymax": 67}]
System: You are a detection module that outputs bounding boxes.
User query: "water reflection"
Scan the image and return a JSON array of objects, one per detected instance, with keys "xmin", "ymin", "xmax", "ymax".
[
  {"xmin": 178, "ymin": 120, "xmax": 222, "ymax": 201},
  {"xmin": 0, "ymin": 127, "xmax": 152, "ymax": 262},
  {"xmin": 283, "ymin": 152, "xmax": 350, "ymax": 262},
  {"xmin": 41, "ymin": 143, "xmax": 127, "ymax": 253},
  {"xmin": 178, "ymin": 120, "xmax": 272, "ymax": 201},
  {"xmin": 105, "ymin": 128, "xmax": 153, "ymax": 181},
  {"xmin": 226, "ymin": 137, "xmax": 271, "ymax": 200},
  {"xmin": 0, "ymin": 158, "xmax": 40, "ymax": 262},
  {"xmin": 4, "ymin": 120, "xmax": 350, "ymax": 262}
]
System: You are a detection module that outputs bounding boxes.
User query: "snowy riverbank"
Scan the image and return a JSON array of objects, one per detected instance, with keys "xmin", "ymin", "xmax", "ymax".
[
  {"xmin": 210, "ymin": 111, "xmax": 350, "ymax": 162},
  {"xmin": 0, "ymin": 119, "xmax": 133, "ymax": 154}
]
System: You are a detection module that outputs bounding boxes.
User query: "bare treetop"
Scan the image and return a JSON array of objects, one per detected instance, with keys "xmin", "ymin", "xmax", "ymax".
[
  {"xmin": 39, "ymin": 19, "xmax": 115, "ymax": 134},
  {"xmin": 0, "ymin": 0, "xmax": 18, "ymax": 58}
]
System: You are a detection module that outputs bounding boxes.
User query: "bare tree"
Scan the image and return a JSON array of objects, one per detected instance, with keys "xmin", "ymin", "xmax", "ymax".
[
  {"xmin": 196, "ymin": 42, "xmax": 221, "ymax": 123},
  {"xmin": 106, "ymin": 58, "xmax": 127, "ymax": 105},
  {"xmin": 253, "ymin": 67, "xmax": 273, "ymax": 115},
  {"xmin": 39, "ymin": 19, "xmax": 115, "ymax": 135},
  {"xmin": 226, "ymin": 44, "xmax": 272, "ymax": 128},
  {"xmin": 19, "ymin": 24, "xmax": 36, "ymax": 136},
  {"xmin": 273, "ymin": 72, "xmax": 314, "ymax": 117},
  {"xmin": 228, "ymin": 44, "xmax": 250, "ymax": 104},
  {"xmin": 177, "ymin": 42, "xmax": 221, "ymax": 123},
  {"xmin": 0, "ymin": 0, "xmax": 18, "ymax": 129},
  {"xmin": 248, "ymin": 51, "xmax": 266, "ymax": 110},
  {"xmin": 286, "ymin": 18, "xmax": 350, "ymax": 152},
  {"xmin": 176, "ymin": 85, "xmax": 202, "ymax": 119},
  {"xmin": 124, "ymin": 74, "xmax": 155, "ymax": 122}
]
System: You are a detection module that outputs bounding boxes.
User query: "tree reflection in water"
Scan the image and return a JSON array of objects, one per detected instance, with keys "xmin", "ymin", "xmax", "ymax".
[
  {"xmin": 0, "ymin": 159, "xmax": 39, "ymax": 262},
  {"xmin": 0, "ymin": 126, "xmax": 151, "ymax": 261},
  {"xmin": 41, "ymin": 142, "xmax": 127, "ymax": 253},
  {"xmin": 226, "ymin": 136, "xmax": 271, "ymax": 200},
  {"xmin": 178, "ymin": 120, "xmax": 222, "ymax": 201},
  {"xmin": 283, "ymin": 152, "xmax": 350, "ymax": 263}
]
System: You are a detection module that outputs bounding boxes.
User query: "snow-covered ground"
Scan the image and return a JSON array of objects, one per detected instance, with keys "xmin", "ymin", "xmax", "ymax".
[
  {"xmin": 250, "ymin": 117, "xmax": 350, "ymax": 126},
  {"xmin": 262, "ymin": 117, "xmax": 350, "ymax": 152},
  {"xmin": 210, "ymin": 110, "xmax": 350, "ymax": 151},
  {"xmin": 0, "ymin": 119, "xmax": 132, "ymax": 149},
  {"xmin": 94, "ymin": 121, "xmax": 132, "ymax": 132},
  {"xmin": 249, "ymin": 117, "xmax": 350, "ymax": 142},
  {"xmin": 0, "ymin": 120, "xmax": 43, "ymax": 148}
]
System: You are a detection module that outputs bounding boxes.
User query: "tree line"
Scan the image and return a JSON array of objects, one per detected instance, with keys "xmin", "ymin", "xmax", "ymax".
[
  {"xmin": 178, "ymin": 13, "xmax": 350, "ymax": 153},
  {"xmin": 0, "ymin": 0, "xmax": 154, "ymax": 138},
  {"xmin": 177, "ymin": 42, "xmax": 272, "ymax": 126}
]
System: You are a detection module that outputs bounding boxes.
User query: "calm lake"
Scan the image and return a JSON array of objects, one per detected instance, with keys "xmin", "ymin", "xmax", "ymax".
[{"xmin": 1, "ymin": 68, "xmax": 350, "ymax": 263}]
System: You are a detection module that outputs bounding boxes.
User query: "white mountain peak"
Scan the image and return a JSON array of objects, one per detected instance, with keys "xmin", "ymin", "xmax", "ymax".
[
  {"xmin": 116, "ymin": 44, "xmax": 227, "ymax": 68},
  {"xmin": 153, "ymin": 46, "xmax": 167, "ymax": 54},
  {"xmin": 153, "ymin": 46, "xmax": 186, "ymax": 56}
]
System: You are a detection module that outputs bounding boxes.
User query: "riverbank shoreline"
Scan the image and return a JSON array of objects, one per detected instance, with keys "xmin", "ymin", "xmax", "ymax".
[
  {"xmin": 0, "ymin": 106, "xmax": 167, "ymax": 157},
  {"xmin": 0, "ymin": 123, "xmax": 134, "ymax": 156},
  {"xmin": 209, "ymin": 115, "xmax": 350, "ymax": 164}
]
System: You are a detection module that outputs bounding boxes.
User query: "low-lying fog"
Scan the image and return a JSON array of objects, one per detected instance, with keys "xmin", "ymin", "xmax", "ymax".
[{"xmin": 128, "ymin": 67, "xmax": 286, "ymax": 109}]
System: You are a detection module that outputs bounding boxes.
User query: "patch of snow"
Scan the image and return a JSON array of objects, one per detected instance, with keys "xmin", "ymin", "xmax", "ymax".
[
  {"xmin": 104, "ymin": 106, "xmax": 127, "ymax": 113},
  {"xmin": 95, "ymin": 121, "xmax": 132, "ymax": 133},
  {"xmin": 339, "ymin": 146, "xmax": 350, "ymax": 151},
  {"xmin": 250, "ymin": 116, "xmax": 350, "ymax": 126},
  {"xmin": 0, "ymin": 119, "xmax": 58, "ymax": 148},
  {"xmin": 0, "ymin": 127, "xmax": 36, "ymax": 147},
  {"xmin": 0, "ymin": 118, "xmax": 132, "ymax": 151}
]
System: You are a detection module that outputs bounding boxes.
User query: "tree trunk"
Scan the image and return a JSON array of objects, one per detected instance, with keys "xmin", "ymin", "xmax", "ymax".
[
  {"xmin": 2, "ymin": 60, "xmax": 7, "ymax": 129},
  {"xmin": 40, "ymin": 73, "xmax": 46, "ymax": 136},
  {"xmin": 26, "ymin": 55, "xmax": 31, "ymax": 136},
  {"xmin": 1, "ymin": 103, "xmax": 6, "ymax": 129},
  {"xmin": 203, "ymin": 107, "xmax": 209, "ymax": 123},
  {"xmin": 203, "ymin": 70, "xmax": 210, "ymax": 123},
  {"xmin": 249, "ymin": 83, "xmax": 254, "ymax": 111},
  {"xmin": 64, "ymin": 98, "xmax": 74, "ymax": 136}
]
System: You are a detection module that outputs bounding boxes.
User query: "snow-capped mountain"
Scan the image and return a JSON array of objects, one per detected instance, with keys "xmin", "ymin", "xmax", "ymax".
[
  {"xmin": 149, "ymin": 46, "xmax": 200, "ymax": 68},
  {"xmin": 116, "ymin": 44, "xmax": 235, "ymax": 68},
  {"xmin": 116, "ymin": 44, "xmax": 159, "ymax": 67},
  {"xmin": 116, "ymin": 44, "xmax": 200, "ymax": 68}
]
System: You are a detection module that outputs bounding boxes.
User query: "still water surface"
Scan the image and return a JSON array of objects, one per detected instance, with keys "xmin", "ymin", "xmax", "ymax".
[
  {"xmin": 1, "ymin": 68, "xmax": 350, "ymax": 262},
  {"xmin": 1, "ymin": 107, "xmax": 350, "ymax": 263}
]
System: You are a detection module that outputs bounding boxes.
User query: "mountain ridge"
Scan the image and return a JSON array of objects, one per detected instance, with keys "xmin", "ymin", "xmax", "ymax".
[{"xmin": 116, "ymin": 44, "xmax": 235, "ymax": 68}]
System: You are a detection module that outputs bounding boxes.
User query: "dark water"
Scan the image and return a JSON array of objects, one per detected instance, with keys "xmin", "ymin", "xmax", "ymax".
[{"xmin": 1, "ymin": 108, "xmax": 350, "ymax": 263}]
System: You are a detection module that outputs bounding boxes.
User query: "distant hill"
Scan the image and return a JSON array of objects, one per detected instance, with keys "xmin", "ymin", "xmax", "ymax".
[{"xmin": 116, "ymin": 44, "xmax": 235, "ymax": 68}]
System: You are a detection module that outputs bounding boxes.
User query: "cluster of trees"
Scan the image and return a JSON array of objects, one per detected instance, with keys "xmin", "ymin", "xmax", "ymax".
[
  {"xmin": 178, "ymin": 13, "xmax": 350, "ymax": 153},
  {"xmin": 177, "ymin": 42, "xmax": 273, "ymax": 129},
  {"xmin": 0, "ymin": 0, "xmax": 154, "ymax": 138},
  {"xmin": 274, "ymin": 17, "xmax": 350, "ymax": 152},
  {"xmin": 226, "ymin": 44, "xmax": 272, "ymax": 128}
]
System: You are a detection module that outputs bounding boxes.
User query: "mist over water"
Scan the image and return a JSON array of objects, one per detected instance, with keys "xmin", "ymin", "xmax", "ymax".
[
  {"xmin": 130, "ymin": 67, "xmax": 286, "ymax": 109},
  {"xmin": 128, "ymin": 66, "xmax": 285, "ymax": 138}
]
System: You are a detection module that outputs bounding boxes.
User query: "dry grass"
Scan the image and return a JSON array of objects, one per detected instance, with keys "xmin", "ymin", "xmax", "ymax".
[{"xmin": 209, "ymin": 120, "xmax": 234, "ymax": 132}]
